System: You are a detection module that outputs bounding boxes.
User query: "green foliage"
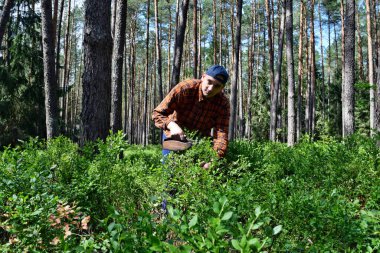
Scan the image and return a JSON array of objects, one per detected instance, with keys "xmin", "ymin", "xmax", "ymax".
[{"xmin": 0, "ymin": 133, "xmax": 379, "ymax": 251}]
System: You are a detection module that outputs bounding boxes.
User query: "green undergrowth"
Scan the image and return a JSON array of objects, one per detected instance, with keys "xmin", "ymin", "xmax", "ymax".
[{"xmin": 0, "ymin": 132, "xmax": 379, "ymax": 252}]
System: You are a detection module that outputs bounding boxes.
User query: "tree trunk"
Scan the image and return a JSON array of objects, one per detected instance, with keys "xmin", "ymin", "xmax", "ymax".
[
  {"xmin": 197, "ymin": 2, "xmax": 202, "ymax": 77},
  {"xmin": 143, "ymin": 0, "xmax": 150, "ymax": 145},
  {"xmin": 356, "ymin": 2, "xmax": 364, "ymax": 81},
  {"xmin": 55, "ymin": 0, "xmax": 65, "ymax": 97},
  {"xmin": 265, "ymin": 0, "xmax": 274, "ymax": 96},
  {"xmin": 309, "ymin": 0, "xmax": 316, "ymax": 136},
  {"xmin": 366, "ymin": 0, "xmax": 375, "ymax": 135},
  {"xmin": 155, "ymin": 0, "xmax": 163, "ymax": 101},
  {"xmin": 318, "ymin": 0, "xmax": 325, "ymax": 120},
  {"xmin": 0, "ymin": 0, "xmax": 14, "ymax": 47},
  {"xmin": 111, "ymin": 0, "xmax": 127, "ymax": 132},
  {"xmin": 297, "ymin": 0, "xmax": 305, "ymax": 141},
  {"xmin": 41, "ymin": 0, "xmax": 59, "ymax": 139},
  {"xmin": 340, "ymin": 0, "xmax": 345, "ymax": 132},
  {"xmin": 171, "ymin": 0, "xmax": 190, "ymax": 88},
  {"xmin": 62, "ymin": 0, "xmax": 72, "ymax": 131},
  {"xmin": 213, "ymin": 0, "xmax": 217, "ymax": 64},
  {"xmin": 81, "ymin": 0, "xmax": 112, "ymax": 143},
  {"xmin": 343, "ymin": 0, "xmax": 356, "ymax": 137},
  {"xmin": 193, "ymin": 0, "xmax": 198, "ymax": 78},
  {"xmin": 269, "ymin": 0, "xmax": 285, "ymax": 141},
  {"xmin": 286, "ymin": 0, "xmax": 295, "ymax": 146},
  {"xmin": 228, "ymin": 0, "xmax": 242, "ymax": 141},
  {"xmin": 128, "ymin": 18, "xmax": 137, "ymax": 143}
]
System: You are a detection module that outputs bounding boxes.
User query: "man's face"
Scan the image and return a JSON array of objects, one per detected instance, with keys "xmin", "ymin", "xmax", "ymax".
[{"xmin": 201, "ymin": 74, "xmax": 224, "ymax": 98}]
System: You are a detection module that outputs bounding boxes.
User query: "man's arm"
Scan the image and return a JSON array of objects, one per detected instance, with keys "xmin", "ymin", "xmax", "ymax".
[{"xmin": 213, "ymin": 100, "xmax": 230, "ymax": 158}]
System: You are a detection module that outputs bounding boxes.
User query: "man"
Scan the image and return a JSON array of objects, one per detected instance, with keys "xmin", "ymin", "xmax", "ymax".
[{"xmin": 152, "ymin": 65, "xmax": 230, "ymax": 160}]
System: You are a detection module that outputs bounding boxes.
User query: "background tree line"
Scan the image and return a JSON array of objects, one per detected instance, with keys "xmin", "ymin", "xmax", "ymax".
[{"xmin": 0, "ymin": 0, "xmax": 379, "ymax": 147}]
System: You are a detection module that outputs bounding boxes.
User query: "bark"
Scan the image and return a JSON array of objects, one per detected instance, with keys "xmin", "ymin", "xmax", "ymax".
[
  {"xmin": 327, "ymin": 11, "xmax": 331, "ymax": 120},
  {"xmin": 62, "ymin": 0, "xmax": 72, "ymax": 130},
  {"xmin": 269, "ymin": 0, "xmax": 285, "ymax": 141},
  {"xmin": 228, "ymin": 0, "xmax": 242, "ymax": 141},
  {"xmin": 366, "ymin": 0, "xmax": 375, "ymax": 135},
  {"xmin": 111, "ymin": 0, "xmax": 127, "ymax": 132},
  {"xmin": 55, "ymin": 0, "xmax": 65, "ymax": 110},
  {"xmin": 265, "ymin": 0, "xmax": 275, "ymax": 96},
  {"xmin": 318, "ymin": 0, "xmax": 325, "ymax": 120},
  {"xmin": 286, "ymin": 0, "xmax": 295, "ymax": 146},
  {"xmin": 343, "ymin": 0, "xmax": 356, "ymax": 137},
  {"xmin": 219, "ymin": 0, "xmax": 223, "ymax": 66},
  {"xmin": 155, "ymin": 0, "xmax": 163, "ymax": 100},
  {"xmin": 0, "ymin": 0, "xmax": 14, "ymax": 47},
  {"xmin": 171, "ymin": 0, "xmax": 190, "ymax": 88},
  {"xmin": 356, "ymin": 3, "xmax": 364, "ymax": 81},
  {"xmin": 297, "ymin": 0, "xmax": 304, "ymax": 141},
  {"xmin": 142, "ymin": 0, "xmax": 150, "ymax": 145},
  {"xmin": 193, "ymin": 0, "xmax": 198, "ymax": 78},
  {"xmin": 167, "ymin": 3, "xmax": 172, "ymax": 93},
  {"xmin": 197, "ymin": 2, "xmax": 202, "ymax": 77},
  {"xmin": 213, "ymin": 0, "xmax": 217, "ymax": 64},
  {"xmin": 41, "ymin": 0, "xmax": 59, "ymax": 139},
  {"xmin": 340, "ymin": 0, "xmax": 345, "ymax": 130},
  {"xmin": 81, "ymin": 0, "xmax": 112, "ymax": 143},
  {"xmin": 128, "ymin": 18, "xmax": 137, "ymax": 143},
  {"xmin": 309, "ymin": 0, "xmax": 316, "ymax": 136}
]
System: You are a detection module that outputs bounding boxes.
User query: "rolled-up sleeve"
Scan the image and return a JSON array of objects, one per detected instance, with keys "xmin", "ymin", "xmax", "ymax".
[
  {"xmin": 152, "ymin": 85, "xmax": 181, "ymax": 130},
  {"xmin": 213, "ymin": 99, "xmax": 230, "ymax": 157}
]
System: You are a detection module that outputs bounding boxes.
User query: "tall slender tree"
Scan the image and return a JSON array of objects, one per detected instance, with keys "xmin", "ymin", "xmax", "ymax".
[
  {"xmin": 0, "ymin": 0, "xmax": 14, "ymax": 47},
  {"xmin": 343, "ymin": 0, "xmax": 355, "ymax": 137},
  {"xmin": 269, "ymin": 0, "xmax": 285, "ymax": 141},
  {"xmin": 297, "ymin": 0, "xmax": 305, "ymax": 140},
  {"xmin": 366, "ymin": 0, "xmax": 375, "ymax": 135},
  {"xmin": 171, "ymin": 0, "xmax": 190, "ymax": 88},
  {"xmin": 111, "ymin": 0, "xmax": 127, "ymax": 132},
  {"xmin": 41, "ymin": 0, "xmax": 59, "ymax": 139},
  {"xmin": 81, "ymin": 0, "xmax": 112, "ymax": 143},
  {"xmin": 155, "ymin": 0, "xmax": 163, "ymax": 100},
  {"xmin": 142, "ymin": 0, "xmax": 150, "ymax": 145},
  {"xmin": 228, "ymin": 0, "xmax": 242, "ymax": 140},
  {"xmin": 286, "ymin": 0, "xmax": 295, "ymax": 146}
]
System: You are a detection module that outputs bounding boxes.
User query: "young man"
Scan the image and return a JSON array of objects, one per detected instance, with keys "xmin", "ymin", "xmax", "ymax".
[{"xmin": 152, "ymin": 65, "xmax": 230, "ymax": 159}]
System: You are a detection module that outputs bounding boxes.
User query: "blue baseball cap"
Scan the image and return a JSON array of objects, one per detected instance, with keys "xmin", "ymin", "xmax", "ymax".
[{"xmin": 206, "ymin": 65, "xmax": 229, "ymax": 85}]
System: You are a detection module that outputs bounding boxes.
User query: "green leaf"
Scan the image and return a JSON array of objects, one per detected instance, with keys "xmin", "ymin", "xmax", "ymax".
[
  {"xmin": 231, "ymin": 239, "xmax": 242, "ymax": 250},
  {"xmin": 254, "ymin": 207, "xmax": 261, "ymax": 218},
  {"xmin": 252, "ymin": 222, "xmax": 264, "ymax": 230},
  {"xmin": 221, "ymin": 211, "xmax": 233, "ymax": 221},
  {"xmin": 273, "ymin": 225, "xmax": 282, "ymax": 235},
  {"xmin": 188, "ymin": 214, "xmax": 198, "ymax": 228},
  {"xmin": 247, "ymin": 238, "xmax": 260, "ymax": 248},
  {"xmin": 108, "ymin": 222, "xmax": 115, "ymax": 232}
]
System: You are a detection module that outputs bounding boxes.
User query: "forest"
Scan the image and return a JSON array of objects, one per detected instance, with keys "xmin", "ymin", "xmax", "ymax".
[{"xmin": 0, "ymin": 0, "xmax": 380, "ymax": 251}]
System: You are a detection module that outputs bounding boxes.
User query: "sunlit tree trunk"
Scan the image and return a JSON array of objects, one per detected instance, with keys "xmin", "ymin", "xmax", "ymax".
[
  {"xmin": 269, "ymin": 0, "xmax": 285, "ymax": 141},
  {"xmin": 192, "ymin": 0, "xmax": 198, "ymax": 78},
  {"xmin": 62, "ymin": 0, "xmax": 72, "ymax": 131},
  {"xmin": 111, "ymin": 0, "xmax": 127, "ymax": 132},
  {"xmin": 297, "ymin": 0, "xmax": 305, "ymax": 141},
  {"xmin": 366, "ymin": 0, "xmax": 375, "ymax": 135},
  {"xmin": 171, "ymin": 0, "xmax": 190, "ymax": 88},
  {"xmin": 309, "ymin": 0, "xmax": 316, "ymax": 136},
  {"xmin": 343, "ymin": 0, "xmax": 356, "ymax": 137},
  {"xmin": 41, "ymin": 0, "xmax": 59, "ymax": 139},
  {"xmin": 286, "ymin": 0, "xmax": 295, "ymax": 146},
  {"xmin": 356, "ymin": 2, "xmax": 364, "ymax": 81},
  {"xmin": 143, "ymin": 0, "xmax": 150, "ymax": 145},
  {"xmin": 213, "ymin": 0, "xmax": 217, "ymax": 64},
  {"xmin": 55, "ymin": 0, "xmax": 64, "ymax": 99},
  {"xmin": 265, "ymin": 0, "xmax": 274, "ymax": 96},
  {"xmin": 228, "ymin": 0, "xmax": 242, "ymax": 140},
  {"xmin": 129, "ymin": 17, "xmax": 137, "ymax": 143},
  {"xmin": 81, "ymin": 0, "xmax": 112, "ymax": 143},
  {"xmin": 318, "ymin": 0, "xmax": 325, "ymax": 120}
]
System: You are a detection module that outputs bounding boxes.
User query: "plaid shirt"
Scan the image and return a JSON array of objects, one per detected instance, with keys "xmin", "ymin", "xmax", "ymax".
[{"xmin": 152, "ymin": 79, "xmax": 230, "ymax": 157}]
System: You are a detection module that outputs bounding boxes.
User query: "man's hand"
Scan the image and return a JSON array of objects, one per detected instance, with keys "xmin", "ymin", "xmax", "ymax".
[
  {"xmin": 199, "ymin": 161, "xmax": 211, "ymax": 170},
  {"xmin": 167, "ymin": 122, "xmax": 186, "ymax": 141}
]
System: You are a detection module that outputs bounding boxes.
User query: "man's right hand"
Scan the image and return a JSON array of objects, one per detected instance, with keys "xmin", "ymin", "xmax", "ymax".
[{"xmin": 167, "ymin": 122, "xmax": 186, "ymax": 141}]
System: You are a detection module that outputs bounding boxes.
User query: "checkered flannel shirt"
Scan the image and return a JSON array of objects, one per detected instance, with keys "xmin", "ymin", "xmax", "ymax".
[{"xmin": 152, "ymin": 79, "xmax": 230, "ymax": 157}]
